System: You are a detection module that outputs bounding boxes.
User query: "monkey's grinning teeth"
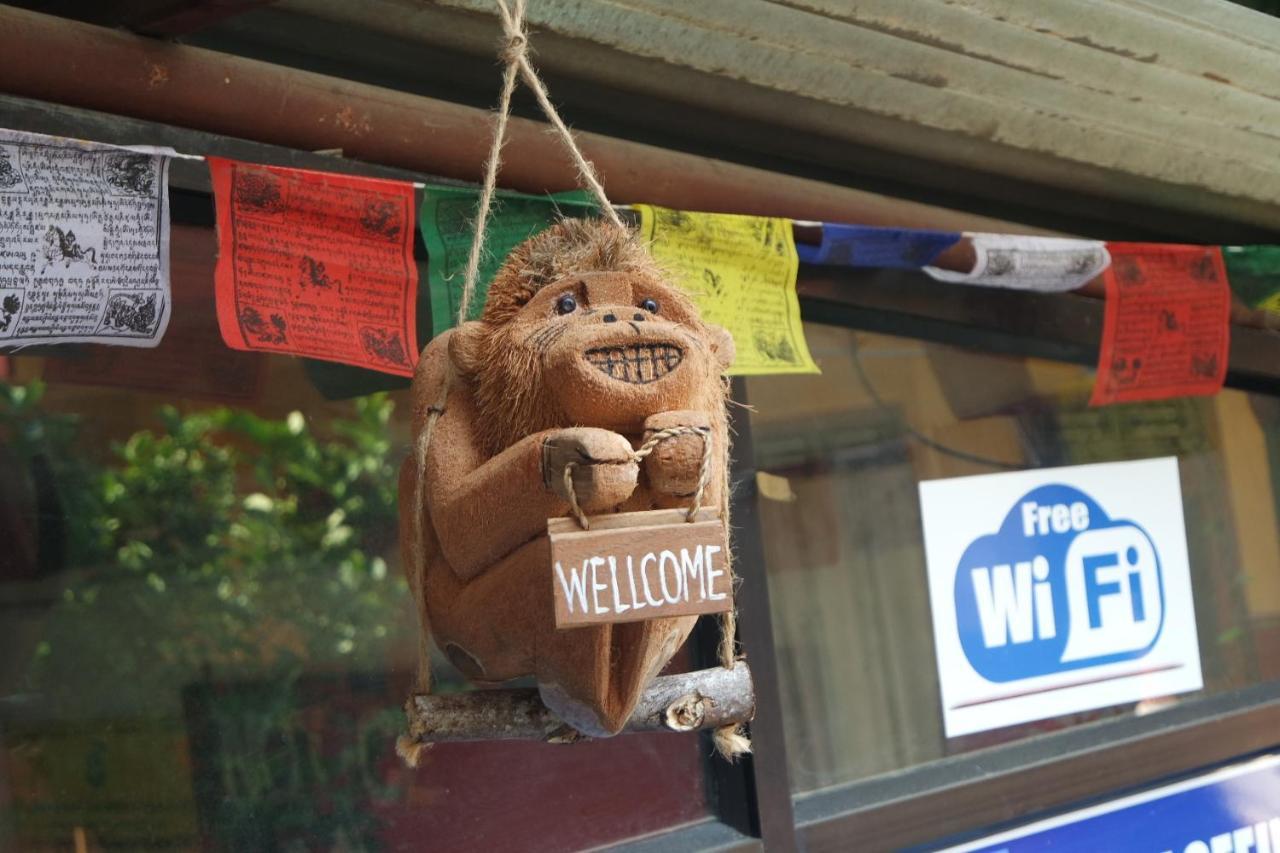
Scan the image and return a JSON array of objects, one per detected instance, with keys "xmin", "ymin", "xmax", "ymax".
[{"xmin": 585, "ymin": 343, "xmax": 683, "ymax": 384}]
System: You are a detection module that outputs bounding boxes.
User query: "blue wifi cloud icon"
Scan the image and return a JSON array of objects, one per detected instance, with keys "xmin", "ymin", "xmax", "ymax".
[{"xmin": 953, "ymin": 483, "xmax": 1165, "ymax": 683}]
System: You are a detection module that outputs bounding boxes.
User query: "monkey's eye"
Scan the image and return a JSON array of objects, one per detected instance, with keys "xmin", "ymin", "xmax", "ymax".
[
  {"xmin": 554, "ymin": 294, "xmax": 578, "ymax": 315},
  {"xmin": 639, "ymin": 297, "xmax": 659, "ymax": 314}
]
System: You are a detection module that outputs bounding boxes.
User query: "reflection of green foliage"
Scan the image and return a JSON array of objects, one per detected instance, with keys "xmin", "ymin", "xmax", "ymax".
[
  {"xmin": 0, "ymin": 380, "xmax": 101, "ymax": 565},
  {"xmin": 1, "ymin": 380, "xmax": 415, "ymax": 850},
  {"xmin": 0, "ymin": 380, "xmax": 409, "ymax": 715},
  {"xmin": 185, "ymin": 679, "xmax": 405, "ymax": 852}
]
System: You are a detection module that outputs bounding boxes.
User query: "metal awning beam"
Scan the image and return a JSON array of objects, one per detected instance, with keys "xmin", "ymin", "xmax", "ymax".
[{"xmin": 0, "ymin": 6, "xmax": 1031, "ymax": 235}]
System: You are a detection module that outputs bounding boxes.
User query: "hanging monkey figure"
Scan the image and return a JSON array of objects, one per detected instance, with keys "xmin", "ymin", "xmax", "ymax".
[{"xmin": 400, "ymin": 219, "xmax": 735, "ymax": 736}]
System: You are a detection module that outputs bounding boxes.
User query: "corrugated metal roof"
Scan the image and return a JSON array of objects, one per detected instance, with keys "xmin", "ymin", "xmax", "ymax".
[{"xmin": 248, "ymin": 0, "xmax": 1280, "ymax": 235}]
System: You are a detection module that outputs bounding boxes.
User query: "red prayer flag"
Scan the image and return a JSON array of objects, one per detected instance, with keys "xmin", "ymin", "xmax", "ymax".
[
  {"xmin": 209, "ymin": 157, "xmax": 419, "ymax": 376},
  {"xmin": 1090, "ymin": 243, "xmax": 1230, "ymax": 407}
]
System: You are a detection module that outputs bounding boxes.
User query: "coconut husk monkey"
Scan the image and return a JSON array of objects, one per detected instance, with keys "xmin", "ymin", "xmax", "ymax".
[
  {"xmin": 399, "ymin": 218, "xmax": 737, "ymax": 738},
  {"xmin": 397, "ymin": 0, "xmax": 748, "ymax": 759}
]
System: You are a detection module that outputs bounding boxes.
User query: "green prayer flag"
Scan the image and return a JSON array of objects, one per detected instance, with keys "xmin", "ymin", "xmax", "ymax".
[
  {"xmin": 1223, "ymin": 245, "xmax": 1280, "ymax": 311},
  {"xmin": 419, "ymin": 185, "xmax": 597, "ymax": 337}
]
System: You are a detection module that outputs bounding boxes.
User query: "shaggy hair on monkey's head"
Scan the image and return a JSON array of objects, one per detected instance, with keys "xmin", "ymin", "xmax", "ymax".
[
  {"xmin": 481, "ymin": 218, "xmax": 662, "ymax": 325},
  {"xmin": 459, "ymin": 217, "xmax": 719, "ymax": 455}
]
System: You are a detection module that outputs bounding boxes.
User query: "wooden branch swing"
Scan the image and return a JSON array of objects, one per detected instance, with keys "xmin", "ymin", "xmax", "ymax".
[{"xmin": 402, "ymin": 663, "xmax": 755, "ymax": 747}]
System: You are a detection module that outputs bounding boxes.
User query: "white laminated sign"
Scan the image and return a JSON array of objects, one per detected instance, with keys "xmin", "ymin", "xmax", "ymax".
[
  {"xmin": 919, "ymin": 457, "xmax": 1203, "ymax": 737},
  {"xmin": 0, "ymin": 129, "xmax": 172, "ymax": 348}
]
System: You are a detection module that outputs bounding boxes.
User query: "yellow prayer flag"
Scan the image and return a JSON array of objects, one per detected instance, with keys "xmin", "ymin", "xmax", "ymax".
[{"xmin": 636, "ymin": 205, "xmax": 820, "ymax": 376}]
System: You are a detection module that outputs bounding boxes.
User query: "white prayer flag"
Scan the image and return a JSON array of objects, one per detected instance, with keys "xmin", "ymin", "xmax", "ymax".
[
  {"xmin": 0, "ymin": 129, "xmax": 172, "ymax": 348},
  {"xmin": 924, "ymin": 234, "xmax": 1110, "ymax": 293}
]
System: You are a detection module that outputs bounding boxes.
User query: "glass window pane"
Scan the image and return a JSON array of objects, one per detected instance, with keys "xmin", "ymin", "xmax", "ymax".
[
  {"xmin": 0, "ymin": 223, "xmax": 709, "ymax": 851},
  {"xmin": 747, "ymin": 324, "xmax": 1280, "ymax": 794}
]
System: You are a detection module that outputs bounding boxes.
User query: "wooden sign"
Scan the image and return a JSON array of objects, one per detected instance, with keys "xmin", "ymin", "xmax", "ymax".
[{"xmin": 548, "ymin": 508, "xmax": 733, "ymax": 628}]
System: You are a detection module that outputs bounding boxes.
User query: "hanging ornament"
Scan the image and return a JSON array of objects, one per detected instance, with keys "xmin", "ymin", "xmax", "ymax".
[{"xmin": 396, "ymin": 0, "xmax": 752, "ymax": 763}]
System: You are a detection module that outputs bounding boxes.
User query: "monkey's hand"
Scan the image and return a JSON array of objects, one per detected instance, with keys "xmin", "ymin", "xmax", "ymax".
[
  {"xmin": 542, "ymin": 428, "xmax": 639, "ymax": 512},
  {"xmin": 642, "ymin": 410, "xmax": 713, "ymax": 498}
]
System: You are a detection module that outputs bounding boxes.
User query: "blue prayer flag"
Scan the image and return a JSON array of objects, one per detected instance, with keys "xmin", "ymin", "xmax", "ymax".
[{"xmin": 797, "ymin": 223, "xmax": 961, "ymax": 269}]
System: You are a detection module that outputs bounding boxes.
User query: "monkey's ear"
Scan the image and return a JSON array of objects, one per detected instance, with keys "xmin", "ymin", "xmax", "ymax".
[
  {"xmin": 448, "ymin": 321, "xmax": 485, "ymax": 378},
  {"xmin": 707, "ymin": 324, "xmax": 736, "ymax": 372}
]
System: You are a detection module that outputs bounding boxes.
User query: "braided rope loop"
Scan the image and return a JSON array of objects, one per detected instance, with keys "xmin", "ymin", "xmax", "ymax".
[{"xmin": 561, "ymin": 426, "xmax": 712, "ymax": 530}]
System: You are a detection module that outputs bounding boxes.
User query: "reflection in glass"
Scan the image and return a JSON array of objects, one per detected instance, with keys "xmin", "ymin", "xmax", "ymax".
[
  {"xmin": 748, "ymin": 325, "xmax": 1280, "ymax": 794},
  {"xmin": 0, "ymin": 228, "xmax": 708, "ymax": 852},
  {"xmin": 1, "ymin": 378, "xmax": 415, "ymax": 850}
]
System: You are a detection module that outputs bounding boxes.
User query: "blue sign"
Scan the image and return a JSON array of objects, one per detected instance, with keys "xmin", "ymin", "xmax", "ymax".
[
  {"xmin": 954, "ymin": 484, "xmax": 1165, "ymax": 683},
  {"xmin": 941, "ymin": 754, "xmax": 1280, "ymax": 853},
  {"xmin": 796, "ymin": 223, "xmax": 961, "ymax": 269}
]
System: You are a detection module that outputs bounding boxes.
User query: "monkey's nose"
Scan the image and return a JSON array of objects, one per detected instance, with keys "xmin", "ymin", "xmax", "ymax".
[
  {"xmin": 632, "ymin": 313, "xmax": 646, "ymax": 321},
  {"xmin": 603, "ymin": 313, "xmax": 617, "ymax": 323}
]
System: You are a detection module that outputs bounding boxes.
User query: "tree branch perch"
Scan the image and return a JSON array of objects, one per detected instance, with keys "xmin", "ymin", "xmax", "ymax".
[{"xmin": 402, "ymin": 663, "xmax": 754, "ymax": 745}]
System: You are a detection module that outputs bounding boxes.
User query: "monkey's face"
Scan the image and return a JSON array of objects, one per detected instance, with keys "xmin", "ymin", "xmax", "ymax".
[
  {"xmin": 534, "ymin": 272, "xmax": 731, "ymax": 429},
  {"xmin": 453, "ymin": 270, "xmax": 734, "ymax": 439}
]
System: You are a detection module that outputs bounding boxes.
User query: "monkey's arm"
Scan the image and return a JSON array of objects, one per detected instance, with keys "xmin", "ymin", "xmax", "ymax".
[
  {"xmin": 426, "ymin": 415, "xmax": 559, "ymax": 581},
  {"xmin": 406, "ymin": 328, "xmax": 555, "ymax": 581},
  {"xmin": 425, "ymin": 388, "xmax": 638, "ymax": 582}
]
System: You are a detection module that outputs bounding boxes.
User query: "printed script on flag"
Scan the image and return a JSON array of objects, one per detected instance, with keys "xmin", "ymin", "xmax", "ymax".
[
  {"xmin": 1091, "ymin": 243, "xmax": 1230, "ymax": 406},
  {"xmin": 419, "ymin": 184, "xmax": 595, "ymax": 337},
  {"xmin": 0, "ymin": 129, "xmax": 172, "ymax": 348},
  {"xmin": 636, "ymin": 205, "xmax": 819, "ymax": 376},
  {"xmin": 209, "ymin": 158, "xmax": 419, "ymax": 376}
]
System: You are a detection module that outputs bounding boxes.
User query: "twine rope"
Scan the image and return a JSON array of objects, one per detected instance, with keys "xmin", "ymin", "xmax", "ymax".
[
  {"xmin": 455, "ymin": 11, "xmax": 522, "ymax": 329},
  {"xmin": 562, "ymin": 425, "xmax": 713, "ymax": 530},
  {"xmin": 492, "ymin": 0, "xmax": 625, "ymax": 233},
  {"xmin": 457, "ymin": 0, "xmax": 624, "ymax": 326}
]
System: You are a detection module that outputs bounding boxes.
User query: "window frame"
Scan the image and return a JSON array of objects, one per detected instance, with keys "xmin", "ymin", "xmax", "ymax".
[
  {"xmin": 757, "ymin": 264, "xmax": 1280, "ymax": 850},
  {"xmin": 8, "ymin": 92, "xmax": 1280, "ymax": 853},
  {"xmin": 0, "ymin": 93, "xmax": 793, "ymax": 852},
  {"xmin": 794, "ymin": 684, "xmax": 1280, "ymax": 851}
]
